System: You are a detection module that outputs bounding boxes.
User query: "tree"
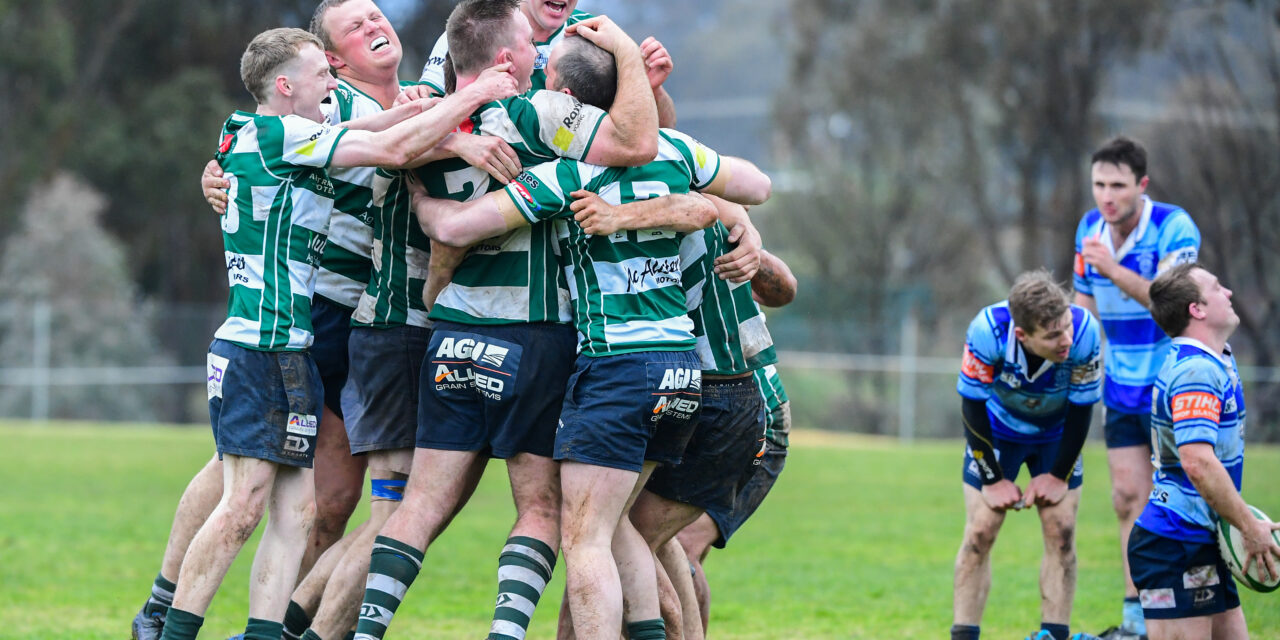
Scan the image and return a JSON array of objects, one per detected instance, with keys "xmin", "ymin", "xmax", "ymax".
[{"xmin": 0, "ymin": 173, "xmax": 173, "ymax": 421}]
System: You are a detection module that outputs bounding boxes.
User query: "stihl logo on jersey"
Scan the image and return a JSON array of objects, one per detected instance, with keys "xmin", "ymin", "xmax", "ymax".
[
  {"xmin": 961, "ymin": 346, "xmax": 996, "ymax": 384},
  {"xmin": 1172, "ymin": 392, "xmax": 1221, "ymax": 423},
  {"xmin": 658, "ymin": 367, "xmax": 700, "ymax": 390}
]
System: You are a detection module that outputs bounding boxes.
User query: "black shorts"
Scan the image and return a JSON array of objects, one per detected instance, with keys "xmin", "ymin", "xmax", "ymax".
[{"xmin": 1128, "ymin": 524, "xmax": 1240, "ymax": 620}]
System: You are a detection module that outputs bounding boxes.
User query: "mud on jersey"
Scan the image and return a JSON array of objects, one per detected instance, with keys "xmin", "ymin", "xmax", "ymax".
[
  {"xmin": 680, "ymin": 222, "xmax": 777, "ymax": 375},
  {"xmin": 423, "ymin": 91, "xmax": 606, "ymax": 326},
  {"xmin": 503, "ymin": 129, "xmax": 721, "ymax": 355},
  {"xmin": 214, "ymin": 111, "xmax": 346, "ymax": 351}
]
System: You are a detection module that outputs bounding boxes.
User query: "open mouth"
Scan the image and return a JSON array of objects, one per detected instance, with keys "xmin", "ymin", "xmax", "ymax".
[
  {"xmin": 545, "ymin": 1, "xmax": 567, "ymax": 15},
  {"xmin": 370, "ymin": 36, "xmax": 390, "ymax": 52}
]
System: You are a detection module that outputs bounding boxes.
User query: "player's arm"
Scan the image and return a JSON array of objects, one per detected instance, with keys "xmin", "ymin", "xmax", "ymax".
[
  {"xmin": 202, "ymin": 160, "xmax": 229, "ymax": 214},
  {"xmin": 330, "ymin": 64, "xmax": 517, "ymax": 170},
  {"xmin": 1079, "ymin": 232, "xmax": 1153, "ymax": 306},
  {"xmin": 701, "ymin": 156, "xmax": 772, "ymax": 206},
  {"xmin": 342, "ymin": 98, "xmax": 439, "ymax": 132},
  {"xmin": 408, "ymin": 179, "xmax": 527, "ymax": 248},
  {"xmin": 1181, "ymin": 442, "xmax": 1280, "ymax": 581},
  {"xmin": 751, "ymin": 249, "xmax": 797, "ymax": 307},
  {"xmin": 400, "ymin": 132, "xmax": 523, "ymax": 184},
  {"xmin": 711, "ymin": 197, "xmax": 761, "ymax": 283},
  {"xmin": 640, "ymin": 36, "xmax": 677, "ymax": 128},
  {"xmin": 1025, "ymin": 403, "xmax": 1093, "ymax": 507},
  {"xmin": 570, "ymin": 190, "xmax": 715, "ymax": 236},
  {"xmin": 423, "ymin": 240, "xmax": 470, "ymax": 311},
  {"xmin": 571, "ymin": 16, "xmax": 659, "ymax": 167},
  {"xmin": 962, "ymin": 397, "xmax": 1022, "ymax": 511}
]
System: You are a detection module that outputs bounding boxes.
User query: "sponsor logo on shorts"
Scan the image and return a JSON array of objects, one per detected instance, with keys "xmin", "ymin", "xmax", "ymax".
[
  {"xmin": 1172, "ymin": 392, "xmax": 1221, "ymax": 423},
  {"xmin": 1192, "ymin": 588, "xmax": 1215, "ymax": 608},
  {"xmin": 287, "ymin": 413, "xmax": 318, "ymax": 437},
  {"xmin": 658, "ymin": 367, "xmax": 699, "ymax": 391},
  {"xmin": 651, "ymin": 395, "xmax": 700, "ymax": 423},
  {"xmin": 432, "ymin": 336, "xmax": 514, "ymax": 399},
  {"xmin": 1139, "ymin": 588, "xmax": 1176, "ymax": 609},
  {"xmin": 433, "ymin": 364, "xmax": 473, "ymax": 391},
  {"xmin": 284, "ymin": 434, "xmax": 310, "ymax": 454},
  {"xmin": 207, "ymin": 353, "xmax": 230, "ymax": 400},
  {"xmin": 1182, "ymin": 564, "xmax": 1220, "ymax": 589}
]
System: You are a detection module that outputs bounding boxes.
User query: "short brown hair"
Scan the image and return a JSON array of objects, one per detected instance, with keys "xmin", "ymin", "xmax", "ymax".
[
  {"xmin": 1091, "ymin": 136, "xmax": 1148, "ymax": 182},
  {"xmin": 309, "ymin": 0, "xmax": 356, "ymax": 52},
  {"xmin": 1149, "ymin": 262, "xmax": 1205, "ymax": 337},
  {"xmin": 240, "ymin": 28, "xmax": 323, "ymax": 103},
  {"xmin": 551, "ymin": 35, "xmax": 616, "ymax": 109},
  {"xmin": 446, "ymin": 0, "xmax": 522, "ymax": 77},
  {"xmin": 1008, "ymin": 269, "xmax": 1071, "ymax": 334}
]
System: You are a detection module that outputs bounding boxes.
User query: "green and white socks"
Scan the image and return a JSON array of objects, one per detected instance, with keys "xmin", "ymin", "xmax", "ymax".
[
  {"xmin": 353, "ymin": 536, "xmax": 424, "ymax": 640},
  {"xmin": 487, "ymin": 537, "xmax": 557, "ymax": 640}
]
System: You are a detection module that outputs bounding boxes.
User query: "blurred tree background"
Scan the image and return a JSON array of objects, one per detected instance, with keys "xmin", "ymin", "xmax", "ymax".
[{"xmin": 0, "ymin": 0, "xmax": 1276, "ymax": 437}]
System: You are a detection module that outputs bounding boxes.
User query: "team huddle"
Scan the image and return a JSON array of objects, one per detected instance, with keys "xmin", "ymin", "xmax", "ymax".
[
  {"xmin": 131, "ymin": 2, "xmax": 796, "ymax": 640},
  {"xmin": 951, "ymin": 139, "xmax": 1280, "ymax": 640}
]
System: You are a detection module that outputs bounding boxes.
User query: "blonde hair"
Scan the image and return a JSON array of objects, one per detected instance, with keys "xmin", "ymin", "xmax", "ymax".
[
  {"xmin": 240, "ymin": 27, "xmax": 324, "ymax": 103},
  {"xmin": 1008, "ymin": 269, "xmax": 1071, "ymax": 333}
]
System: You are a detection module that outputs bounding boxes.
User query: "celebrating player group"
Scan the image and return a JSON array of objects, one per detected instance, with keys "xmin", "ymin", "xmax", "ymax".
[{"xmin": 131, "ymin": 2, "xmax": 797, "ymax": 640}]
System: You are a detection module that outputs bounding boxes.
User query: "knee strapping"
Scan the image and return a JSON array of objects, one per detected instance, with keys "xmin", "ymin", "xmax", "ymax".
[{"xmin": 370, "ymin": 478, "xmax": 407, "ymax": 502}]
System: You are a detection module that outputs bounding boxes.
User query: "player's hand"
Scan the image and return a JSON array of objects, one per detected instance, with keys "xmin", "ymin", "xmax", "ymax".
[
  {"xmin": 567, "ymin": 16, "xmax": 638, "ymax": 56},
  {"xmin": 980, "ymin": 479, "xmax": 1023, "ymax": 512},
  {"xmin": 466, "ymin": 62, "xmax": 519, "ymax": 103},
  {"xmin": 714, "ymin": 220, "xmax": 762, "ymax": 283},
  {"xmin": 1240, "ymin": 518, "xmax": 1280, "ymax": 584},
  {"xmin": 640, "ymin": 36, "xmax": 673, "ymax": 89},
  {"xmin": 449, "ymin": 134, "xmax": 521, "ymax": 185},
  {"xmin": 395, "ymin": 84, "xmax": 436, "ymax": 107},
  {"xmin": 1080, "ymin": 234, "xmax": 1118, "ymax": 279},
  {"xmin": 202, "ymin": 160, "xmax": 229, "ymax": 214},
  {"xmin": 1023, "ymin": 474, "xmax": 1069, "ymax": 507},
  {"xmin": 570, "ymin": 189, "xmax": 624, "ymax": 236}
]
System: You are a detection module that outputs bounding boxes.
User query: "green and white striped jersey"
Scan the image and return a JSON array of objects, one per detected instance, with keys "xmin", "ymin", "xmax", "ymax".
[
  {"xmin": 213, "ymin": 111, "xmax": 346, "ymax": 351},
  {"xmin": 419, "ymin": 10, "xmax": 594, "ymax": 94},
  {"xmin": 350, "ymin": 81, "xmax": 442, "ymax": 329},
  {"xmin": 680, "ymin": 223, "xmax": 778, "ymax": 375},
  {"xmin": 504, "ymin": 129, "xmax": 721, "ymax": 355},
  {"xmin": 754, "ymin": 364, "xmax": 790, "ymax": 448},
  {"xmin": 424, "ymin": 91, "xmax": 607, "ymax": 326},
  {"xmin": 311, "ymin": 80, "xmax": 381, "ymax": 310}
]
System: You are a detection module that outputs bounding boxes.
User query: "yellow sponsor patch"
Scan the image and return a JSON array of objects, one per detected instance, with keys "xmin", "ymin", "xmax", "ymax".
[
  {"xmin": 294, "ymin": 139, "xmax": 318, "ymax": 157},
  {"xmin": 695, "ymin": 144, "xmax": 708, "ymax": 169},
  {"xmin": 552, "ymin": 126, "xmax": 575, "ymax": 152}
]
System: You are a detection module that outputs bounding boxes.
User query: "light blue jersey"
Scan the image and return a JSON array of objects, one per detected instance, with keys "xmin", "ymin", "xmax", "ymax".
[
  {"xmin": 1136, "ymin": 339, "xmax": 1246, "ymax": 544},
  {"xmin": 957, "ymin": 302, "xmax": 1103, "ymax": 444},
  {"xmin": 1074, "ymin": 196, "xmax": 1200, "ymax": 413}
]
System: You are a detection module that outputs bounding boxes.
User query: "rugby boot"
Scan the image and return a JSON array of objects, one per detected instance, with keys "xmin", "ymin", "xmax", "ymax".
[{"xmin": 131, "ymin": 608, "xmax": 165, "ymax": 640}]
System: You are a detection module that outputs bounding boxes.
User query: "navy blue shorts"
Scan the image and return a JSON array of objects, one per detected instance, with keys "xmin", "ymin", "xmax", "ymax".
[
  {"xmin": 1105, "ymin": 408, "xmax": 1152, "ymax": 449},
  {"xmin": 647, "ymin": 377, "xmax": 766, "ymax": 512},
  {"xmin": 1128, "ymin": 524, "xmax": 1240, "ymax": 619},
  {"xmin": 344, "ymin": 325, "xmax": 430, "ymax": 454},
  {"xmin": 206, "ymin": 339, "xmax": 322, "ymax": 468},
  {"xmin": 417, "ymin": 321, "xmax": 576, "ymax": 458},
  {"xmin": 706, "ymin": 400, "xmax": 790, "ymax": 548},
  {"xmin": 310, "ymin": 296, "xmax": 354, "ymax": 419},
  {"xmin": 556, "ymin": 350, "xmax": 702, "ymax": 472},
  {"xmin": 962, "ymin": 435, "xmax": 1084, "ymax": 490}
]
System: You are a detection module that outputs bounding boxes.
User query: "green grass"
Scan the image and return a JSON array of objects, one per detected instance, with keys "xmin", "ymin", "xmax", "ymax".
[{"xmin": 1, "ymin": 422, "xmax": 1278, "ymax": 639}]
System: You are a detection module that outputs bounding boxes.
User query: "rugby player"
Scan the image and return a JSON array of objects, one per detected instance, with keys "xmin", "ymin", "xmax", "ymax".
[
  {"xmin": 157, "ymin": 26, "xmax": 516, "ymax": 640},
  {"xmin": 415, "ymin": 0, "xmax": 678, "ymax": 126},
  {"xmin": 1130, "ymin": 263, "xmax": 1280, "ymax": 640},
  {"xmin": 349, "ymin": 5, "xmax": 674, "ymax": 639},
  {"xmin": 950, "ymin": 271, "xmax": 1103, "ymax": 640},
  {"xmin": 1072, "ymin": 137, "xmax": 1201, "ymax": 640}
]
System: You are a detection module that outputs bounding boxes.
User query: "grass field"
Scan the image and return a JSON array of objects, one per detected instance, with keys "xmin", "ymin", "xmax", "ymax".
[{"xmin": 0, "ymin": 422, "xmax": 1277, "ymax": 640}]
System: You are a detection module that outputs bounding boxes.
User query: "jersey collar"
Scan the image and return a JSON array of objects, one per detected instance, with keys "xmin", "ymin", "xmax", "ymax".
[
  {"xmin": 1101, "ymin": 195, "xmax": 1153, "ymax": 260},
  {"xmin": 1005, "ymin": 325, "xmax": 1054, "ymax": 382},
  {"xmin": 1171, "ymin": 336, "xmax": 1233, "ymax": 367}
]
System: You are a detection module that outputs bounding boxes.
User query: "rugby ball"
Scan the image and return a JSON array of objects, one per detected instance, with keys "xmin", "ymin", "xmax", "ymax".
[{"xmin": 1216, "ymin": 504, "xmax": 1280, "ymax": 593}]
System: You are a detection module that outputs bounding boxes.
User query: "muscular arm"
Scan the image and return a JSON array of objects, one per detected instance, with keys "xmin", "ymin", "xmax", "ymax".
[
  {"xmin": 413, "ymin": 189, "xmax": 526, "ymax": 248},
  {"xmin": 702, "ymin": 156, "xmax": 772, "ymax": 205},
  {"xmin": 751, "ymin": 250, "xmax": 797, "ymax": 307},
  {"xmin": 423, "ymin": 240, "xmax": 470, "ymax": 311},
  {"xmin": 571, "ymin": 191, "xmax": 715, "ymax": 236},
  {"xmin": 342, "ymin": 99, "xmax": 436, "ymax": 132},
  {"xmin": 1181, "ymin": 441, "xmax": 1280, "ymax": 580},
  {"xmin": 573, "ymin": 18, "xmax": 659, "ymax": 167},
  {"xmin": 331, "ymin": 65, "xmax": 516, "ymax": 170},
  {"xmin": 655, "ymin": 85, "xmax": 677, "ymax": 129}
]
